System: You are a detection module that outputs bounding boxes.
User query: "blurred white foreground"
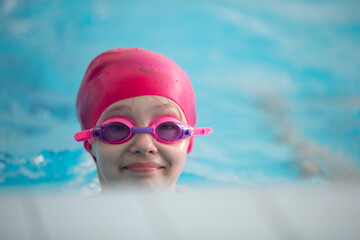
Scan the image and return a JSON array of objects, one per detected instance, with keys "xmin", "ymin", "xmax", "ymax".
[{"xmin": 1, "ymin": 186, "xmax": 360, "ymax": 240}]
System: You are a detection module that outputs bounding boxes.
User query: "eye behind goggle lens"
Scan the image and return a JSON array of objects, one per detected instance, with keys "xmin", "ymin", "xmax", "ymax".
[
  {"xmin": 156, "ymin": 122, "xmax": 181, "ymax": 141},
  {"xmin": 102, "ymin": 122, "xmax": 130, "ymax": 142}
]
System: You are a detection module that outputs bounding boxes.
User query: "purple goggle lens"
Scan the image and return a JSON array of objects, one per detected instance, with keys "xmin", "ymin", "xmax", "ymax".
[
  {"xmin": 101, "ymin": 122, "xmax": 131, "ymax": 142},
  {"xmin": 155, "ymin": 121, "xmax": 182, "ymax": 141}
]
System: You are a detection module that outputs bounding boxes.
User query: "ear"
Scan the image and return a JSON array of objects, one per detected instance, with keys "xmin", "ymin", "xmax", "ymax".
[
  {"xmin": 187, "ymin": 136, "xmax": 194, "ymax": 153},
  {"xmin": 84, "ymin": 140, "xmax": 97, "ymax": 162}
]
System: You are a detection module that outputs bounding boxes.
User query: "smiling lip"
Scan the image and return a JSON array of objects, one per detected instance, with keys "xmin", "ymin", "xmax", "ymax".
[{"xmin": 122, "ymin": 163, "xmax": 163, "ymax": 173}]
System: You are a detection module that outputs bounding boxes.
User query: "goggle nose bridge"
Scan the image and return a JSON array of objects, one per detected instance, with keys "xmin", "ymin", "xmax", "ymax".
[{"xmin": 131, "ymin": 126, "xmax": 154, "ymax": 134}]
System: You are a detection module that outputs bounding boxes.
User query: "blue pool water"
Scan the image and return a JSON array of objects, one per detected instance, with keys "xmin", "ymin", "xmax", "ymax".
[{"xmin": 1, "ymin": 0, "xmax": 360, "ymax": 193}]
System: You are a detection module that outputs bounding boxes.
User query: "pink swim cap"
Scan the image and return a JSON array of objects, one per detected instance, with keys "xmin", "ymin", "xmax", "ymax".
[{"xmin": 76, "ymin": 47, "xmax": 197, "ymax": 152}]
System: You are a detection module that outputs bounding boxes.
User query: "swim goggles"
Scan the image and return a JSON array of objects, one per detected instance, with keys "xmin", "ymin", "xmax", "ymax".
[{"xmin": 74, "ymin": 116, "xmax": 212, "ymax": 144}]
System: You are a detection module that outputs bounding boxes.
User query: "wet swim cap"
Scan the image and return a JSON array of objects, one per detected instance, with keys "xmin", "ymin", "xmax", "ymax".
[{"xmin": 76, "ymin": 47, "xmax": 197, "ymax": 152}]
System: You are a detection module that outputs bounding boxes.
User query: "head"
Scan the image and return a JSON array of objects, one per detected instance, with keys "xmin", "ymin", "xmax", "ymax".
[{"xmin": 76, "ymin": 47, "xmax": 199, "ymax": 190}]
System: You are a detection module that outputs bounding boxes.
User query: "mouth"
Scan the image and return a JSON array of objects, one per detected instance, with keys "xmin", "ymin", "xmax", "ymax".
[{"xmin": 122, "ymin": 163, "xmax": 164, "ymax": 173}]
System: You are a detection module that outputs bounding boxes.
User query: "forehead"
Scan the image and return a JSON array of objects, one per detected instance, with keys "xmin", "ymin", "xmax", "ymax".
[{"xmin": 97, "ymin": 95, "xmax": 186, "ymax": 124}]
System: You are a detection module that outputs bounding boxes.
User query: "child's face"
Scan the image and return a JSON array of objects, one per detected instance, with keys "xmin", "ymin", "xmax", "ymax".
[{"xmin": 91, "ymin": 95, "xmax": 189, "ymax": 189}]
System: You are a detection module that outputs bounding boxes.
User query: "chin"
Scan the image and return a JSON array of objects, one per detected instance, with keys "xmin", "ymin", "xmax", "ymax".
[
  {"xmin": 101, "ymin": 177, "xmax": 176, "ymax": 191},
  {"xmin": 130, "ymin": 177, "xmax": 174, "ymax": 189}
]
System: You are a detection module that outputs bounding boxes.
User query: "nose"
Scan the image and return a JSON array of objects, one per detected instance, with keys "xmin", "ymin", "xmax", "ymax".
[{"xmin": 129, "ymin": 133, "xmax": 158, "ymax": 155}]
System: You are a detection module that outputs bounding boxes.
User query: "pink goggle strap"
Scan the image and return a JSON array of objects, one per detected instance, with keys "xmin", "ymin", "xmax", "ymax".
[
  {"xmin": 193, "ymin": 127, "xmax": 212, "ymax": 135},
  {"xmin": 74, "ymin": 129, "xmax": 93, "ymax": 142}
]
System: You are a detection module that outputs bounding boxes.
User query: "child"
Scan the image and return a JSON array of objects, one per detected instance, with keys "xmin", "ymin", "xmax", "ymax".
[{"xmin": 74, "ymin": 47, "xmax": 212, "ymax": 190}]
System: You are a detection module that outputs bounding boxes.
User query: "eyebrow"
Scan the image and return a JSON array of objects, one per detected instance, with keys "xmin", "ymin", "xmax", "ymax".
[
  {"xmin": 99, "ymin": 102, "xmax": 182, "ymax": 122},
  {"xmin": 101, "ymin": 105, "xmax": 132, "ymax": 119},
  {"xmin": 152, "ymin": 103, "xmax": 181, "ymax": 118}
]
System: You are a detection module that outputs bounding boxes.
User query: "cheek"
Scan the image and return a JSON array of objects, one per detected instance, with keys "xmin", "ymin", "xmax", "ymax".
[
  {"xmin": 164, "ymin": 139, "xmax": 189, "ymax": 168},
  {"xmin": 93, "ymin": 141, "xmax": 125, "ymax": 169}
]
